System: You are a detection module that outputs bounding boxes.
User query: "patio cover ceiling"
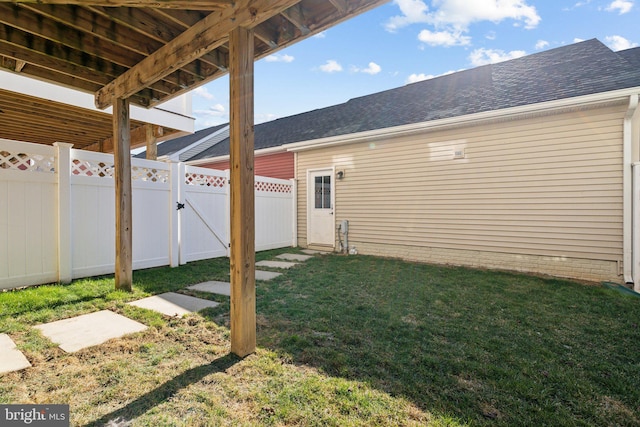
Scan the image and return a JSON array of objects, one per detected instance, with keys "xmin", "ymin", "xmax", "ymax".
[{"xmin": 0, "ymin": 0, "xmax": 387, "ymax": 151}]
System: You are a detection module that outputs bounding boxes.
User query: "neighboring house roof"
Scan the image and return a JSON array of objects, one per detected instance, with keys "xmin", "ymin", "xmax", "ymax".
[
  {"xmin": 617, "ymin": 46, "xmax": 640, "ymax": 68},
  {"xmin": 136, "ymin": 123, "xmax": 228, "ymax": 161},
  {"xmin": 188, "ymin": 39, "xmax": 640, "ymax": 162}
]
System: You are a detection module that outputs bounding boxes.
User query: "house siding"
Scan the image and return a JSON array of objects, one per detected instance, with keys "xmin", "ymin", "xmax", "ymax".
[
  {"xmin": 199, "ymin": 152, "xmax": 294, "ymax": 179},
  {"xmin": 296, "ymin": 104, "xmax": 626, "ymax": 282}
]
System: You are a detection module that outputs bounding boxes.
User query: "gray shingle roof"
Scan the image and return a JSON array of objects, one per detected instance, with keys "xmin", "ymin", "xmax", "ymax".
[
  {"xmin": 188, "ymin": 39, "xmax": 640, "ymax": 161},
  {"xmin": 135, "ymin": 122, "xmax": 228, "ymax": 159}
]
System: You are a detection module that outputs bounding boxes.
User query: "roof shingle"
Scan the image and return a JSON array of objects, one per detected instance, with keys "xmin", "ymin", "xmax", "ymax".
[{"xmin": 187, "ymin": 39, "xmax": 640, "ymax": 161}]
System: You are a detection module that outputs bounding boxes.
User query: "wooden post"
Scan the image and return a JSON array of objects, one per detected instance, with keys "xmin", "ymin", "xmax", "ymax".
[
  {"xmin": 229, "ymin": 26, "xmax": 256, "ymax": 357},
  {"xmin": 113, "ymin": 97, "xmax": 133, "ymax": 291},
  {"xmin": 145, "ymin": 124, "xmax": 158, "ymax": 160}
]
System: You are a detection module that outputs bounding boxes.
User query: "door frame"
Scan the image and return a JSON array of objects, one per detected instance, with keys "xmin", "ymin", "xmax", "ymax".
[{"xmin": 306, "ymin": 167, "xmax": 335, "ymax": 248}]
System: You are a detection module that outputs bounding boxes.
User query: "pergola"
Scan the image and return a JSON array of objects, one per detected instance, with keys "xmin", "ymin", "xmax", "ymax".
[{"xmin": 0, "ymin": 0, "xmax": 387, "ymax": 357}]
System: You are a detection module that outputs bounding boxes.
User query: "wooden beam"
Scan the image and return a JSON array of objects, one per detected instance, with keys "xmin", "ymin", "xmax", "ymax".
[
  {"xmin": 281, "ymin": 4, "xmax": 310, "ymax": 36},
  {"xmin": 0, "ymin": 0, "xmax": 232, "ymax": 9},
  {"xmin": 328, "ymin": 0, "xmax": 348, "ymax": 14},
  {"xmin": 113, "ymin": 97, "xmax": 133, "ymax": 292},
  {"xmin": 145, "ymin": 124, "xmax": 158, "ymax": 160},
  {"xmin": 95, "ymin": 0, "xmax": 302, "ymax": 109},
  {"xmin": 85, "ymin": 124, "xmax": 164, "ymax": 152},
  {"xmin": 229, "ymin": 26, "xmax": 256, "ymax": 358}
]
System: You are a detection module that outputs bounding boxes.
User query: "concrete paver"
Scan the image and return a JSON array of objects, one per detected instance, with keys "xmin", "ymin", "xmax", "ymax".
[
  {"xmin": 0, "ymin": 334, "xmax": 31, "ymax": 374},
  {"xmin": 128, "ymin": 292, "xmax": 219, "ymax": 317},
  {"xmin": 301, "ymin": 249, "xmax": 328, "ymax": 255},
  {"xmin": 34, "ymin": 310, "xmax": 147, "ymax": 353},
  {"xmin": 256, "ymin": 270, "xmax": 282, "ymax": 281},
  {"xmin": 256, "ymin": 260, "xmax": 298, "ymax": 269},
  {"xmin": 187, "ymin": 281, "xmax": 230, "ymax": 296},
  {"xmin": 276, "ymin": 253, "xmax": 313, "ymax": 262}
]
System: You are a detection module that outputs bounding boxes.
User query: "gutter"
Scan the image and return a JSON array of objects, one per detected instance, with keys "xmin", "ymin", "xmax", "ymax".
[
  {"xmin": 286, "ymin": 86, "xmax": 640, "ymax": 153},
  {"xmin": 626, "ymin": 95, "xmax": 639, "ymax": 284}
]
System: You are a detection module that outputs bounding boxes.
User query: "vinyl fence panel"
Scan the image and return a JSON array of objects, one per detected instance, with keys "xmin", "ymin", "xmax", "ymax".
[{"xmin": 0, "ymin": 139, "xmax": 295, "ymax": 290}]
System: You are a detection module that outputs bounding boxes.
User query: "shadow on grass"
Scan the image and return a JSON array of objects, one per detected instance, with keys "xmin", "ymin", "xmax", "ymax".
[{"xmin": 85, "ymin": 353, "xmax": 241, "ymax": 427}]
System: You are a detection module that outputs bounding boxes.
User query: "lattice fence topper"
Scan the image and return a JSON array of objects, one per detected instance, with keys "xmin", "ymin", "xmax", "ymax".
[
  {"xmin": 185, "ymin": 172, "xmax": 226, "ymax": 187},
  {"xmin": 71, "ymin": 158, "xmax": 114, "ymax": 178},
  {"xmin": 255, "ymin": 181, "xmax": 292, "ymax": 193},
  {"xmin": 131, "ymin": 166, "xmax": 170, "ymax": 183},
  {"xmin": 0, "ymin": 150, "xmax": 55, "ymax": 173}
]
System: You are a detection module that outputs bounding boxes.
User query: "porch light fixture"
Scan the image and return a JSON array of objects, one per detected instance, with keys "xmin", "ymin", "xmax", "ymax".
[{"xmin": 336, "ymin": 170, "xmax": 345, "ymax": 179}]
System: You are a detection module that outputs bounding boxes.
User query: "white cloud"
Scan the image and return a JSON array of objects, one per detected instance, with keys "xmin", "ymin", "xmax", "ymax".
[
  {"xmin": 352, "ymin": 62, "xmax": 382, "ymax": 75},
  {"xmin": 193, "ymin": 86, "xmax": 215, "ymax": 100},
  {"xmin": 407, "ymin": 73, "xmax": 433, "ymax": 83},
  {"xmin": 313, "ymin": 31, "xmax": 327, "ymax": 39},
  {"xmin": 194, "ymin": 104, "xmax": 226, "ymax": 117},
  {"xmin": 418, "ymin": 29, "xmax": 471, "ymax": 46},
  {"xmin": 606, "ymin": 0, "xmax": 634, "ymax": 14},
  {"xmin": 406, "ymin": 69, "xmax": 457, "ymax": 83},
  {"xmin": 193, "ymin": 104, "xmax": 228, "ymax": 127},
  {"xmin": 256, "ymin": 113, "xmax": 279, "ymax": 124},
  {"xmin": 574, "ymin": 37, "xmax": 585, "ymax": 43},
  {"xmin": 605, "ymin": 35, "xmax": 638, "ymax": 51},
  {"xmin": 485, "ymin": 31, "xmax": 497, "ymax": 40},
  {"xmin": 386, "ymin": 0, "xmax": 541, "ymax": 32},
  {"xmin": 319, "ymin": 59, "xmax": 343, "ymax": 73},
  {"xmin": 469, "ymin": 48, "xmax": 526, "ymax": 66},
  {"xmin": 562, "ymin": 1, "xmax": 591, "ymax": 10},
  {"xmin": 535, "ymin": 39, "xmax": 549, "ymax": 50},
  {"xmin": 385, "ymin": 0, "xmax": 430, "ymax": 32},
  {"xmin": 265, "ymin": 53, "xmax": 294, "ymax": 63}
]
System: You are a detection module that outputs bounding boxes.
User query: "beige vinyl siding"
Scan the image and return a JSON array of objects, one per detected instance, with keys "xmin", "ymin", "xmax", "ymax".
[{"xmin": 296, "ymin": 104, "xmax": 626, "ymax": 276}]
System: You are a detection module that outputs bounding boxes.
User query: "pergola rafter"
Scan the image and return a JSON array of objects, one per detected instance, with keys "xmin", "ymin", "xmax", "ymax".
[{"xmin": 0, "ymin": 0, "xmax": 389, "ymax": 358}]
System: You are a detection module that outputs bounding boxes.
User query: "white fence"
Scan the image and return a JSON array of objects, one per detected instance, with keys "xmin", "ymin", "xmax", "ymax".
[{"xmin": 0, "ymin": 139, "xmax": 296, "ymax": 290}]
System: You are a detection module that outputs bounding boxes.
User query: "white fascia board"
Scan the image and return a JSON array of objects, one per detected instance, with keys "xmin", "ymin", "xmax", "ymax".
[
  {"xmin": 186, "ymin": 144, "xmax": 286, "ymax": 166},
  {"xmin": 0, "ymin": 69, "xmax": 194, "ymax": 133},
  {"xmin": 286, "ymin": 87, "xmax": 640, "ymax": 153}
]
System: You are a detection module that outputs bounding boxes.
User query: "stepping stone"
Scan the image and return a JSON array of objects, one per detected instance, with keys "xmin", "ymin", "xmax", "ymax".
[
  {"xmin": 34, "ymin": 310, "xmax": 147, "ymax": 353},
  {"xmin": 0, "ymin": 334, "xmax": 31, "ymax": 374},
  {"xmin": 256, "ymin": 260, "xmax": 298, "ymax": 269},
  {"xmin": 256, "ymin": 270, "xmax": 282, "ymax": 281},
  {"xmin": 187, "ymin": 281, "xmax": 230, "ymax": 296},
  {"xmin": 128, "ymin": 292, "xmax": 219, "ymax": 317},
  {"xmin": 301, "ymin": 249, "xmax": 326, "ymax": 255},
  {"xmin": 276, "ymin": 253, "xmax": 313, "ymax": 262}
]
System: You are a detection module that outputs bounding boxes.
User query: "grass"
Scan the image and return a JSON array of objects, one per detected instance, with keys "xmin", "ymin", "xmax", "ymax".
[{"xmin": 1, "ymin": 249, "xmax": 639, "ymax": 426}]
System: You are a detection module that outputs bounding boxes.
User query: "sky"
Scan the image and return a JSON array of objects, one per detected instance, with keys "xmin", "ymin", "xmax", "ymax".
[{"xmin": 189, "ymin": 0, "xmax": 640, "ymax": 130}]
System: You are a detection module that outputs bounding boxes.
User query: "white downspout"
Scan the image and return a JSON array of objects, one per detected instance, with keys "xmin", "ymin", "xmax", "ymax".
[{"xmin": 623, "ymin": 94, "xmax": 638, "ymax": 284}]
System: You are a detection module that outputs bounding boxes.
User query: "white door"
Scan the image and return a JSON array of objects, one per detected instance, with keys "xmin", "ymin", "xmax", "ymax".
[{"xmin": 307, "ymin": 169, "xmax": 335, "ymax": 247}]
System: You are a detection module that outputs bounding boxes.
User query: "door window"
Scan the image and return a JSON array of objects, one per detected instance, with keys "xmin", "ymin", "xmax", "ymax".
[{"xmin": 314, "ymin": 175, "xmax": 331, "ymax": 209}]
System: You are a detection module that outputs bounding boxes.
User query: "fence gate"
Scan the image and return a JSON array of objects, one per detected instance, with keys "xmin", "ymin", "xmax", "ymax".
[
  {"xmin": 0, "ymin": 139, "xmax": 296, "ymax": 290},
  {"xmin": 180, "ymin": 166, "xmax": 229, "ymax": 263}
]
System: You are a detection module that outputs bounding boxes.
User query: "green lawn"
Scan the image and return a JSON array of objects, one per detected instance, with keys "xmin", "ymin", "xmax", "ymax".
[{"xmin": 1, "ymin": 250, "xmax": 639, "ymax": 426}]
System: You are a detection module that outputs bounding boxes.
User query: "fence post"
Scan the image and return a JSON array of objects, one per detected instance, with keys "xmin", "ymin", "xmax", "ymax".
[
  {"xmin": 170, "ymin": 162, "xmax": 182, "ymax": 267},
  {"xmin": 225, "ymin": 169, "xmax": 231, "ymax": 257},
  {"xmin": 54, "ymin": 142, "xmax": 73, "ymax": 284},
  {"xmin": 633, "ymin": 163, "xmax": 640, "ymax": 292},
  {"xmin": 291, "ymin": 178, "xmax": 297, "ymax": 248}
]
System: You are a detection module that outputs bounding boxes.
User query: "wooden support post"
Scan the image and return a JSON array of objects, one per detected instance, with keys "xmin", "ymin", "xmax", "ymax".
[
  {"xmin": 229, "ymin": 26, "xmax": 256, "ymax": 358},
  {"xmin": 145, "ymin": 124, "xmax": 158, "ymax": 160},
  {"xmin": 113, "ymin": 97, "xmax": 133, "ymax": 291}
]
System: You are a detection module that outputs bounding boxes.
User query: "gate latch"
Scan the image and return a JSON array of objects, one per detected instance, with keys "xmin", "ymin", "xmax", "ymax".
[{"xmin": 176, "ymin": 202, "xmax": 185, "ymax": 210}]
